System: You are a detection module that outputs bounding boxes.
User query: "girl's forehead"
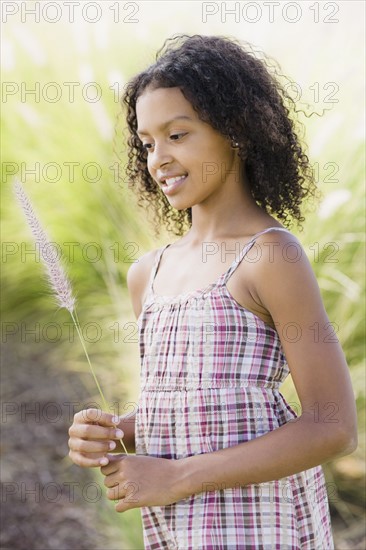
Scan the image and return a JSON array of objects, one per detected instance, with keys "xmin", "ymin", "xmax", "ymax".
[
  {"xmin": 136, "ymin": 87, "xmax": 197, "ymax": 128},
  {"xmin": 137, "ymin": 86, "xmax": 194, "ymax": 110}
]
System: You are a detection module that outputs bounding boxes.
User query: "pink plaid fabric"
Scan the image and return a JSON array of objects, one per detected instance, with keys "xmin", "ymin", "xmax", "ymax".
[{"xmin": 135, "ymin": 227, "xmax": 334, "ymax": 549}]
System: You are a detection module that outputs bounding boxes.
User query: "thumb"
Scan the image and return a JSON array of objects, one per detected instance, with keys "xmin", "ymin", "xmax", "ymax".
[
  {"xmin": 105, "ymin": 452, "xmax": 128, "ymax": 462},
  {"xmin": 100, "ymin": 453, "xmax": 127, "ymax": 472},
  {"xmin": 115, "ymin": 497, "xmax": 134, "ymax": 513}
]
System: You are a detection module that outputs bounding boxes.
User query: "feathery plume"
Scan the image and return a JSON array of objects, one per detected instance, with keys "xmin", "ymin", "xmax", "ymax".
[
  {"xmin": 14, "ymin": 178, "xmax": 129, "ymax": 456},
  {"xmin": 14, "ymin": 178, "xmax": 76, "ymax": 312}
]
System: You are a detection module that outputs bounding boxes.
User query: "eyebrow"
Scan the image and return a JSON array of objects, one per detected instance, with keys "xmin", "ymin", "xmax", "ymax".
[{"xmin": 137, "ymin": 116, "xmax": 193, "ymax": 136}]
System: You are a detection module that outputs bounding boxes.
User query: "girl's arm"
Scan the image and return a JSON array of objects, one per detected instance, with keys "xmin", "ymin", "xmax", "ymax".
[
  {"xmin": 176, "ymin": 232, "xmax": 358, "ymax": 497},
  {"xmin": 126, "ymin": 248, "xmax": 159, "ymax": 320},
  {"xmin": 112, "ymin": 250, "xmax": 160, "ymax": 454},
  {"xmin": 68, "ymin": 251, "xmax": 159, "ymax": 466}
]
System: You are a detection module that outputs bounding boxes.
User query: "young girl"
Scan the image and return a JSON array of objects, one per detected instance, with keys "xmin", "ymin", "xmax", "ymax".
[{"xmin": 68, "ymin": 35, "xmax": 357, "ymax": 549}]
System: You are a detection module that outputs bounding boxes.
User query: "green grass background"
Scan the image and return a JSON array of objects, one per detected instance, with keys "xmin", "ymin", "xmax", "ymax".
[{"xmin": 2, "ymin": 2, "xmax": 365, "ymax": 547}]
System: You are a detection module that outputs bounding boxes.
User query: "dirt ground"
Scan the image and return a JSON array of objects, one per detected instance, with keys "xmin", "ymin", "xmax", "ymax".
[{"xmin": 1, "ymin": 342, "xmax": 365, "ymax": 550}]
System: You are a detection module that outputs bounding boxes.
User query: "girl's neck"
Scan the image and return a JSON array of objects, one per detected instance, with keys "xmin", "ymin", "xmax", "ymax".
[{"xmin": 187, "ymin": 192, "xmax": 277, "ymax": 244}]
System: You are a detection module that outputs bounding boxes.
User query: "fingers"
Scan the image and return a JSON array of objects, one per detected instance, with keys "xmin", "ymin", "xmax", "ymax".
[
  {"xmin": 68, "ymin": 449, "xmax": 110, "ymax": 468},
  {"xmin": 68, "ymin": 422, "xmax": 124, "ymax": 441},
  {"xmin": 68, "ymin": 409, "xmax": 124, "ymax": 449},
  {"xmin": 115, "ymin": 499, "xmax": 130, "ymax": 513},
  {"xmin": 100, "ymin": 453, "xmax": 126, "ymax": 475},
  {"xmin": 73, "ymin": 408, "xmax": 121, "ymax": 428},
  {"xmin": 69, "ymin": 437, "xmax": 117, "ymax": 454},
  {"xmin": 68, "ymin": 409, "xmax": 125, "ymax": 469}
]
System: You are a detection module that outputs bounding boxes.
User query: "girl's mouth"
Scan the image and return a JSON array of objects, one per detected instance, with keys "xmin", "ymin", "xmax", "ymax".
[{"xmin": 161, "ymin": 174, "xmax": 187, "ymax": 195}]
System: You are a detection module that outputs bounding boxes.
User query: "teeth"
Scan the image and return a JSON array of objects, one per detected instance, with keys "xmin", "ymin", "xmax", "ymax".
[{"xmin": 165, "ymin": 175, "xmax": 186, "ymax": 186}]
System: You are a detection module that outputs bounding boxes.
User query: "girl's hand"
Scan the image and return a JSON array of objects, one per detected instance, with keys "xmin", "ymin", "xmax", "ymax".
[
  {"xmin": 68, "ymin": 408, "xmax": 124, "ymax": 468},
  {"xmin": 101, "ymin": 453, "xmax": 185, "ymax": 512}
]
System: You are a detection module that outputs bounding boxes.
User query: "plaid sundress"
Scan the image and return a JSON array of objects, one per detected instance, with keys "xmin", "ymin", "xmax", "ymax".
[{"xmin": 135, "ymin": 227, "xmax": 334, "ymax": 550}]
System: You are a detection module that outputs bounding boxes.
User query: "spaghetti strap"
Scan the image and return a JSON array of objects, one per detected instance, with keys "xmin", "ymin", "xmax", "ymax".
[
  {"xmin": 146, "ymin": 244, "xmax": 170, "ymax": 297},
  {"xmin": 147, "ymin": 228, "xmax": 291, "ymax": 298},
  {"xmin": 220, "ymin": 227, "xmax": 291, "ymax": 286}
]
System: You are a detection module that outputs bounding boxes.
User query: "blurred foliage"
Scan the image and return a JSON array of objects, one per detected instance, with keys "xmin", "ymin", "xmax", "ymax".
[{"xmin": 2, "ymin": 11, "xmax": 364, "ymax": 548}]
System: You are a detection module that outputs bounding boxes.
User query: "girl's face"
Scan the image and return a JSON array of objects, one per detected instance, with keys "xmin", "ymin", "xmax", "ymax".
[{"xmin": 135, "ymin": 86, "xmax": 242, "ymax": 210}]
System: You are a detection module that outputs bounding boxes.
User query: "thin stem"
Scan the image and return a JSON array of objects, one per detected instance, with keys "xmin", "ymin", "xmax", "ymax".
[{"xmin": 70, "ymin": 308, "xmax": 129, "ymax": 455}]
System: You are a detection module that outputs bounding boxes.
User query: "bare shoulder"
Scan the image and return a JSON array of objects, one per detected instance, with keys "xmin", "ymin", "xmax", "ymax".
[
  {"xmin": 252, "ymin": 228, "xmax": 305, "ymax": 263},
  {"xmin": 126, "ymin": 247, "xmax": 161, "ymax": 319},
  {"xmin": 246, "ymin": 228, "xmax": 320, "ymax": 312},
  {"xmin": 251, "ymin": 228, "xmax": 310, "ymax": 268}
]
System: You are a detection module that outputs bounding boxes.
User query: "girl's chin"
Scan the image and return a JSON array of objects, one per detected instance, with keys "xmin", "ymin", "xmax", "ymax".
[{"xmin": 165, "ymin": 198, "xmax": 191, "ymax": 210}]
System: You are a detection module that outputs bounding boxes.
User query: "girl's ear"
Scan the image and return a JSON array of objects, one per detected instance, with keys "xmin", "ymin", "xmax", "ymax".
[
  {"xmin": 229, "ymin": 135, "xmax": 248, "ymax": 162},
  {"xmin": 230, "ymin": 136, "xmax": 240, "ymax": 149}
]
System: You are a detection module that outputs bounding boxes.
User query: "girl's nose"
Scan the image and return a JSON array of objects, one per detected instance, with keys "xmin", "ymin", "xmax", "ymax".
[{"xmin": 149, "ymin": 143, "xmax": 174, "ymax": 171}]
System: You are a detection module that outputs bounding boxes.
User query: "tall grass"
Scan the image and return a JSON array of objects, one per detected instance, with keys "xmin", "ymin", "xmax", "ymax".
[{"xmin": 2, "ymin": 14, "xmax": 364, "ymax": 547}]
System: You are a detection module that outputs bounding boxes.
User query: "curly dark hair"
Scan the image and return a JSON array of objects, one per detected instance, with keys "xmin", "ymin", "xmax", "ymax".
[{"xmin": 119, "ymin": 34, "xmax": 320, "ymax": 237}]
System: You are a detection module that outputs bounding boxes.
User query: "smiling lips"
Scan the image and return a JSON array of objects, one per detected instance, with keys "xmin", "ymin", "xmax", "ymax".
[
  {"xmin": 160, "ymin": 173, "xmax": 188, "ymax": 186},
  {"xmin": 160, "ymin": 174, "xmax": 188, "ymax": 195},
  {"xmin": 165, "ymin": 175, "xmax": 186, "ymax": 185}
]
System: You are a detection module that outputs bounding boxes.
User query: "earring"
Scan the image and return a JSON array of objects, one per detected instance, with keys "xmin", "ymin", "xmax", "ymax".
[{"xmin": 230, "ymin": 137, "xmax": 240, "ymax": 149}]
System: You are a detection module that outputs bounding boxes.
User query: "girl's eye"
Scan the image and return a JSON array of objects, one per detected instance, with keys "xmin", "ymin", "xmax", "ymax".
[
  {"xmin": 170, "ymin": 133, "xmax": 186, "ymax": 141},
  {"xmin": 141, "ymin": 133, "xmax": 187, "ymax": 152}
]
